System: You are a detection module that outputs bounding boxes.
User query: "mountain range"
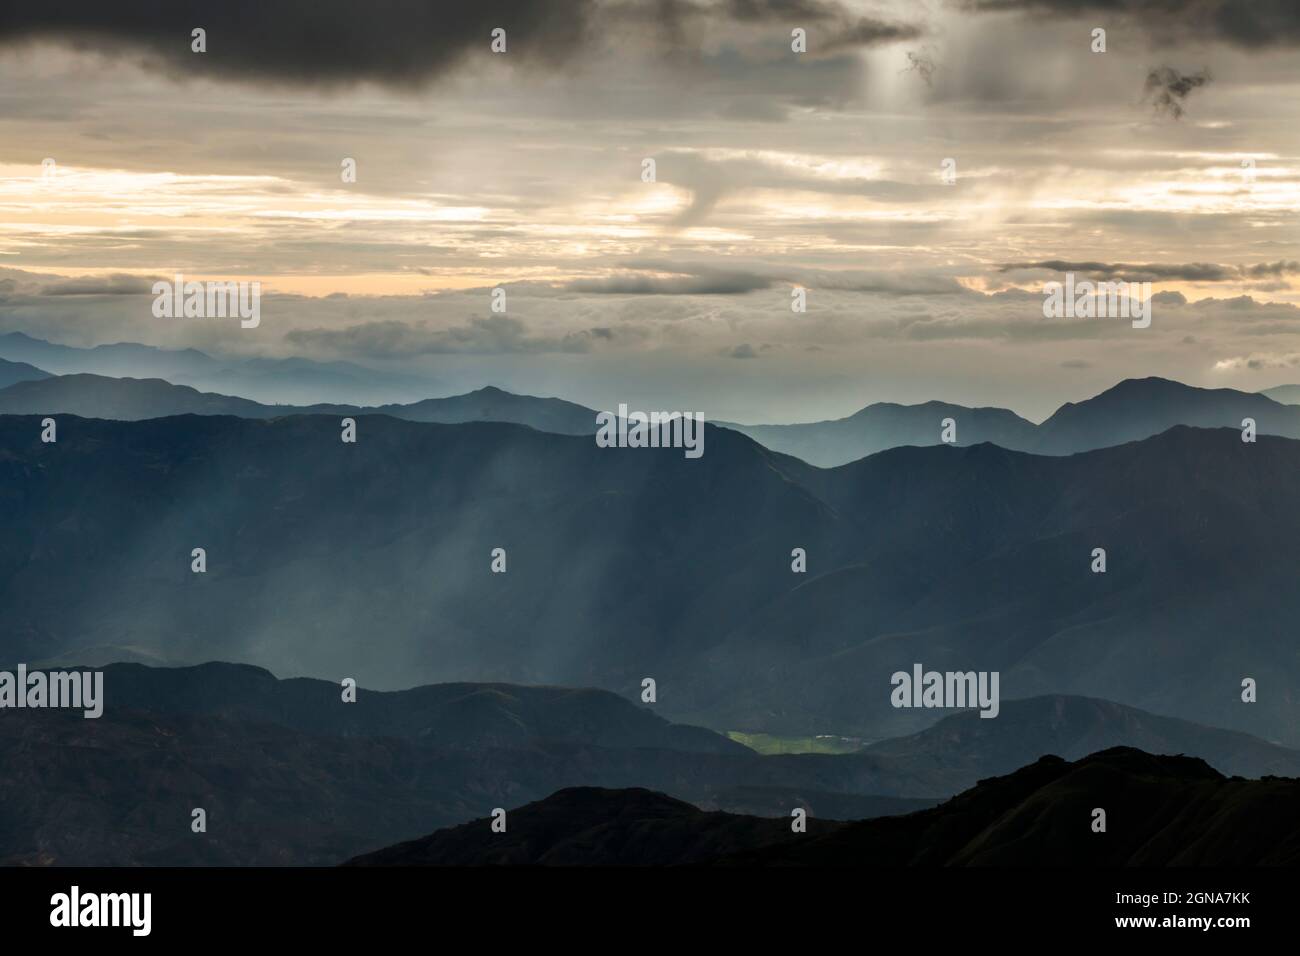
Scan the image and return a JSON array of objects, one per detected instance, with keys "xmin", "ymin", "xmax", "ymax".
[
  {"xmin": 3, "ymin": 412, "xmax": 1296, "ymax": 744},
  {"xmin": 0, "ymin": 374, "xmax": 595, "ymax": 434},
  {"xmin": 6, "ymin": 345, "xmax": 1300, "ymax": 464},
  {"xmin": 724, "ymin": 376, "xmax": 1300, "ymax": 464}
]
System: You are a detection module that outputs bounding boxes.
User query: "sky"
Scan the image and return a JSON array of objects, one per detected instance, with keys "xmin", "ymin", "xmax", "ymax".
[{"xmin": 0, "ymin": 0, "xmax": 1298, "ymax": 422}]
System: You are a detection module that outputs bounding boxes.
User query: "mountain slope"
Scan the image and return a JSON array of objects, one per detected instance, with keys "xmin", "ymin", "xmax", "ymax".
[
  {"xmin": 0, "ymin": 356, "xmax": 52, "ymax": 390},
  {"xmin": 72, "ymin": 661, "xmax": 742, "ymax": 754}
]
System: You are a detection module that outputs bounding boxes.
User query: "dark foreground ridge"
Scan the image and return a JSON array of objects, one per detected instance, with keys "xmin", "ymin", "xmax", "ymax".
[{"xmin": 346, "ymin": 748, "xmax": 1300, "ymax": 866}]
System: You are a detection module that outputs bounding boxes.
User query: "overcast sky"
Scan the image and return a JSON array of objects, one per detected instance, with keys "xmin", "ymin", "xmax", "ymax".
[{"xmin": 1, "ymin": 0, "xmax": 1298, "ymax": 421}]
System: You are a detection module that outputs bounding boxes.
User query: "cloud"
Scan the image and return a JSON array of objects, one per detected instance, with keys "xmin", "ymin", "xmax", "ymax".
[
  {"xmin": 39, "ymin": 273, "xmax": 157, "ymax": 296},
  {"xmin": 1214, "ymin": 352, "xmax": 1300, "ymax": 371},
  {"xmin": 1144, "ymin": 67, "xmax": 1211, "ymax": 120},
  {"xmin": 566, "ymin": 269, "xmax": 774, "ymax": 295},
  {"xmin": 997, "ymin": 261, "xmax": 1300, "ymax": 283},
  {"xmin": 0, "ymin": 0, "xmax": 922, "ymax": 90},
  {"xmin": 284, "ymin": 315, "xmax": 596, "ymax": 357},
  {"xmin": 959, "ymin": 0, "xmax": 1300, "ymax": 49},
  {"xmin": 559, "ymin": 261, "xmax": 967, "ymax": 297},
  {"xmin": 0, "ymin": 1, "xmax": 596, "ymax": 89}
]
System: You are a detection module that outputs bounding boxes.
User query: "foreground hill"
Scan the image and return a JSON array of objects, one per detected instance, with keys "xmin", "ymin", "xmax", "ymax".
[
  {"xmin": 346, "ymin": 749, "xmax": 1300, "ymax": 866},
  {"xmin": 2, "ymin": 414, "xmax": 1297, "ymax": 744}
]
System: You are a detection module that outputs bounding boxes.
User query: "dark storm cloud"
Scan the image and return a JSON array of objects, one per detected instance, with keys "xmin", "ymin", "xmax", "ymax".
[
  {"xmin": 650, "ymin": 0, "xmax": 923, "ymax": 54},
  {"xmin": 0, "ymin": 1, "xmax": 596, "ymax": 88},
  {"xmin": 0, "ymin": 0, "xmax": 923, "ymax": 89},
  {"xmin": 1144, "ymin": 66, "xmax": 1211, "ymax": 119},
  {"xmin": 958, "ymin": 0, "xmax": 1300, "ymax": 49},
  {"xmin": 997, "ymin": 260, "xmax": 1300, "ymax": 283}
]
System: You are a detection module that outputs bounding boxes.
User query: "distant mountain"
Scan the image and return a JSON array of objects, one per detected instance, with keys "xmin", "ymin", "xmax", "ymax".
[
  {"xmin": 7, "ymin": 367, "xmax": 1299, "ymax": 463},
  {"xmin": 0, "ymin": 373, "xmax": 596, "ymax": 433},
  {"xmin": 4, "ymin": 415, "xmax": 1300, "ymax": 745},
  {"xmin": 1260, "ymin": 384, "xmax": 1300, "ymax": 405},
  {"xmin": 0, "ymin": 356, "xmax": 52, "ymax": 390},
  {"xmin": 720, "ymin": 401, "xmax": 1038, "ymax": 466},
  {"xmin": 1032, "ymin": 376, "xmax": 1300, "ymax": 453},
  {"xmin": 722, "ymin": 377, "xmax": 1300, "ymax": 465},
  {"xmin": 357, "ymin": 385, "xmax": 595, "ymax": 434},
  {"xmin": 863, "ymin": 694, "xmax": 1300, "ymax": 786},
  {"xmin": 0, "ymin": 331, "xmax": 429, "ymax": 405},
  {"xmin": 347, "ymin": 748, "xmax": 1300, "ymax": 866}
]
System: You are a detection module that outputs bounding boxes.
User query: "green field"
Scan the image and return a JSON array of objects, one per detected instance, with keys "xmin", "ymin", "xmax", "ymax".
[{"xmin": 727, "ymin": 731, "xmax": 866, "ymax": 755}]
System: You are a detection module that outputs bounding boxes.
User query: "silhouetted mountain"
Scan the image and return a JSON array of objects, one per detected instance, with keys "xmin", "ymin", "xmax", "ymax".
[
  {"xmin": 347, "ymin": 749, "xmax": 1300, "ymax": 866},
  {"xmin": 729, "ymin": 748, "xmax": 1300, "ymax": 866},
  {"xmin": 720, "ymin": 401, "xmax": 1038, "ymax": 466},
  {"xmin": 0, "ymin": 332, "xmax": 427, "ymax": 405},
  {"xmin": 1032, "ymin": 376, "xmax": 1300, "ymax": 453},
  {"xmin": 345, "ymin": 787, "xmax": 840, "ymax": 866},
  {"xmin": 3, "ymin": 415, "xmax": 1298, "ymax": 745},
  {"xmin": 0, "ymin": 356, "xmax": 51, "ymax": 390},
  {"xmin": 0, "ymin": 373, "xmax": 596, "ymax": 433}
]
